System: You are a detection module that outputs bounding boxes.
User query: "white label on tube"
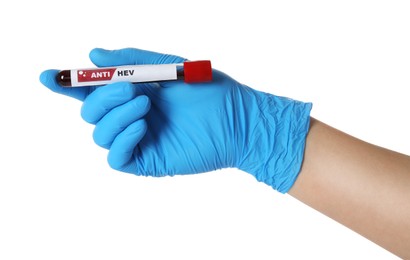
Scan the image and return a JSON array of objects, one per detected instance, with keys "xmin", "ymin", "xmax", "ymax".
[{"xmin": 70, "ymin": 64, "xmax": 178, "ymax": 87}]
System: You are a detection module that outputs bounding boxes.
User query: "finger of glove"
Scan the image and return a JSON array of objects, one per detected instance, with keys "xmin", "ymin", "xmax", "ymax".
[
  {"xmin": 89, "ymin": 48, "xmax": 186, "ymax": 67},
  {"xmin": 81, "ymin": 81, "xmax": 140, "ymax": 124},
  {"xmin": 107, "ymin": 119, "xmax": 147, "ymax": 172},
  {"xmin": 39, "ymin": 69, "xmax": 91, "ymax": 101},
  {"xmin": 93, "ymin": 95, "xmax": 150, "ymax": 149}
]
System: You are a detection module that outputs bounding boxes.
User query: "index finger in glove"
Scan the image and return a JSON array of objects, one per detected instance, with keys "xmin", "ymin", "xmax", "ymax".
[
  {"xmin": 81, "ymin": 81, "xmax": 140, "ymax": 124},
  {"xmin": 89, "ymin": 48, "xmax": 186, "ymax": 68}
]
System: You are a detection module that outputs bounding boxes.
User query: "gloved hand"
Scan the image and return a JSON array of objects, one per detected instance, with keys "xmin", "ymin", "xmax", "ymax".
[{"xmin": 40, "ymin": 48, "xmax": 312, "ymax": 193}]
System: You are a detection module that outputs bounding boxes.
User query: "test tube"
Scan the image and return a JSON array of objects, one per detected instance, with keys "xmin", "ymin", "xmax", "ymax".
[{"xmin": 56, "ymin": 60, "xmax": 212, "ymax": 87}]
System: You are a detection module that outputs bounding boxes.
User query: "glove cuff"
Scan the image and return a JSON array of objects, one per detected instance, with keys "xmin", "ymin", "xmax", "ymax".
[{"xmin": 237, "ymin": 90, "xmax": 312, "ymax": 193}]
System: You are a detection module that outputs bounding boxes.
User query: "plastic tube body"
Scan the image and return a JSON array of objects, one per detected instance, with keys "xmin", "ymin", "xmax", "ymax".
[{"xmin": 57, "ymin": 61, "xmax": 212, "ymax": 87}]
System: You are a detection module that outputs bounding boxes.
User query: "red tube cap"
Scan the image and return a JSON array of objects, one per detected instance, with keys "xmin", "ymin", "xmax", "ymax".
[{"xmin": 183, "ymin": 60, "xmax": 212, "ymax": 83}]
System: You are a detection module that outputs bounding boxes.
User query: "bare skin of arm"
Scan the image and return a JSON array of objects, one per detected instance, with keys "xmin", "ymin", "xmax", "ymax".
[{"xmin": 288, "ymin": 118, "xmax": 410, "ymax": 259}]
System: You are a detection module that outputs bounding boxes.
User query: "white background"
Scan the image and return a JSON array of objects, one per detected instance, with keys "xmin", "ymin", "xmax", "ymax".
[{"xmin": 0, "ymin": 0, "xmax": 409, "ymax": 259}]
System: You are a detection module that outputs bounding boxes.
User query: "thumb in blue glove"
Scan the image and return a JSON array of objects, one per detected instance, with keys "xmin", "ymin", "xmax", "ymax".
[{"xmin": 40, "ymin": 48, "xmax": 312, "ymax": 193}]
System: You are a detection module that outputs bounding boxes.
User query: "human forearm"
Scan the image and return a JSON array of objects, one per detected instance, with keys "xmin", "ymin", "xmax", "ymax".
[{"xmin": 289, "ymin": 118, "xmax": 410, "ymax": 258}]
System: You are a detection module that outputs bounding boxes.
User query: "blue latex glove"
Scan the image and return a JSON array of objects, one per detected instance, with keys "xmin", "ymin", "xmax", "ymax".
[{"xmin": 40, "ymin": 48, "xmax": 312, "ymax": 193}]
